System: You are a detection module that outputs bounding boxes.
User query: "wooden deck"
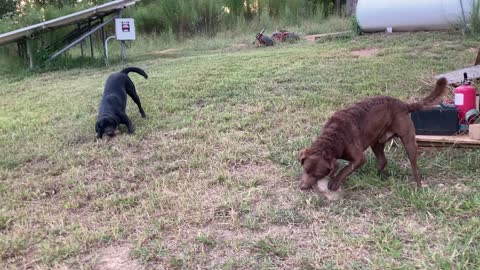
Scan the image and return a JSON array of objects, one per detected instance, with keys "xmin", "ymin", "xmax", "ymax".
[
  {"xmin": 303, "ymin": 31, "xmax": 351, "ymax": 43},
  {"xmin": 435, "ymin": 65, "xmax": 480, "ymax": 85},
  {"xmin": 416, "ymin": 134, "xmax": 480, "ymax": 148}
]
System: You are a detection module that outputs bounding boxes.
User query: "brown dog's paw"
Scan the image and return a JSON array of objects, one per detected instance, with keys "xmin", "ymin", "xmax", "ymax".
[
  {"xmin": 327, "ymin": 180, "xmax": 341, "ymax": 191},
  {"xmin": 417, "ymin": 181, "xmax": 428, "ymax": 188},
  {"xmin": 299, "ymin": 182, "xmax": 312, "ymax": 190}
]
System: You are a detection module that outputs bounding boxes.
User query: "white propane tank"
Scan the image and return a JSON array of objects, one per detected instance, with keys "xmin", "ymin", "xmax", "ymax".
[{"xmin": 356, "ymin": 0, "xmax": 473, "ymax": 32}]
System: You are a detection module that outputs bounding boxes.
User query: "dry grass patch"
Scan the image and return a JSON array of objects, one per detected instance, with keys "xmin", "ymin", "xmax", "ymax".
[
  {"xmin": 91, "ymin": 244, "xmax": 142, "ymax": 270},
  {"xmin": 351, "ymin": 48, "xmax": 382, "ymax": 58},
  {"xmin": 1, "ymin": 31, "xmax": 480, "ymax": 269}
]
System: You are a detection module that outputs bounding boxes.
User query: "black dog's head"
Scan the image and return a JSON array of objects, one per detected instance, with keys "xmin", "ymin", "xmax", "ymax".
[{"xmin": 95, "ymin": 118, "xmax": 118, "ymax": 138}]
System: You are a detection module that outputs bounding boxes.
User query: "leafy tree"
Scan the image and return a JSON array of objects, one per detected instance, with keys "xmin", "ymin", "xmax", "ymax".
[{"xmin": 0, "ymin": 0, "xmax": 17, "ymax": 17}]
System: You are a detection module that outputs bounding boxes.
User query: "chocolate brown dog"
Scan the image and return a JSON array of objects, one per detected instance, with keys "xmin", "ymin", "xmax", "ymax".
[{"xmin": 299, "ymin": 78, "xmax": 448, "ymax": 191}]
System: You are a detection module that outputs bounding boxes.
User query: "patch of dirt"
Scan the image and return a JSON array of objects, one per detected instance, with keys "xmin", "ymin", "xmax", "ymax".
[
  {"xmin": 230, "ymin": 43, "xmax": 247, "ymax": 49},
  {"xmin": 67, "ymin": 134, "xmax": 94, "ymax": 146},
  {"xmin": 226, "ymin": 161, "xmax": 290, "ymax": 191},
  {"xmin": 304, "ymin": 31, "xmax": 351, "ymax": 43},
  {"xmin": 15, "ymin": 157, "xmax": 63, "ymax": 177},
  {"xmin": 351, "ymin": 48, "xmax": 381, "ymax": 58},
  {"xmin": 304, "ymin": 34, "xmax": 321, "ymax": 43},
  {"xmin": 238, "ymin": 104, "xmax": 265, "ymax": 114},
  {"xmin": 404, "ymin": 216, "xmax": 429, "ymax": 234},
  {"xmin": 148, "ymin": 48, "xmax": 178, "ymax": 55},
  {"xmin": 437, "ymin": 182, "xmax": 472, "ymax": 193},
  {"xmin": 303, "ymin": 35, "xmax": 314, "ymax": 42},
  {"xmin": 21, "ymin": 157, "xmax": 51, "ymax": 168},
  {"xmin": 93, "ymin": 244, "xmax": 142, "ymax": 270},
  {"xmin": 228, "ymin": 161, "xmax": 278, "ymax": 177}
]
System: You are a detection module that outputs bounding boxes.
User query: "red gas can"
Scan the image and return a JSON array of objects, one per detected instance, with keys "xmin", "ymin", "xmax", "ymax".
[{"xmin": 454, "ymin": 73, "xmax": 477, "ymax": 122}]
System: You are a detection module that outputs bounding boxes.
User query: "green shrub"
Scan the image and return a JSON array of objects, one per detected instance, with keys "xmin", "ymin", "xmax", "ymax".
[
  {"xmin": 469, "ymin": 0, "xmax": 480, "ymax": 36},
  {"xmin": 350, "ymin": 15, "xmax": 361, "ymax": 35}
]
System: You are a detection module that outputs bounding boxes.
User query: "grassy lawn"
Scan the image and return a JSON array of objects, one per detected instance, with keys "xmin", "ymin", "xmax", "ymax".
[{"xmin": 1, "ymin": 31, "xmax": 480, "ymax": 269}]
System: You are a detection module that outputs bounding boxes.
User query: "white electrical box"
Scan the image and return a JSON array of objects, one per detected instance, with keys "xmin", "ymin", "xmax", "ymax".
[{"xmin": 115, "ymin": 18, "xmax": 136, "ymax": 40}]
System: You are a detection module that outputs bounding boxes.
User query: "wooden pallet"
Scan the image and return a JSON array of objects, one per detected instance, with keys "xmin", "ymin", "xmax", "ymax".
[
  {"xmin": 416, "ymin": 134, "xmax": 480, "ymax": 148},
  {"xmin": 434, "ymin": 65, "xmax": 480, "ymax": 85},
  {"xmin": 303, "ymin": 31, "xmax": 351, "ymax": 43},
  {"xmin": 434, "ymin": 47, "xmax": 480, "ymax": 85}
]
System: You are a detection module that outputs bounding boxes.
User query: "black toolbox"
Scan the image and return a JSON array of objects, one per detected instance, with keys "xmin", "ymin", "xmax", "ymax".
[{"xmin": 410, "ymin": 105, "xmax": 458, "ymax": 135}]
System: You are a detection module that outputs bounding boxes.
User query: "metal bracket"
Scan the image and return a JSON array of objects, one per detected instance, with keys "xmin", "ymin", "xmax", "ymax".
[
  {"xmin": 105, "ymin": 35, "xmax": 116, "ymax": 64},
  {"xmin": 105, "ymin": 36, "xmax": 127, "ymax": 64},
  {"xmin": 47, "ymin": 15, "xmax": 117, "ymax": 62}
]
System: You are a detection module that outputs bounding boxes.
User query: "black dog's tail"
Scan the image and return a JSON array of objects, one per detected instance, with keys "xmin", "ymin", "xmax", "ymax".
[
  {"xmin": 120, "ymin": 67, "xmax": 148, "ymax": 79},
  {"xmin": 407, "ymin": 77, "xmax": 448, "ymax": 112}
]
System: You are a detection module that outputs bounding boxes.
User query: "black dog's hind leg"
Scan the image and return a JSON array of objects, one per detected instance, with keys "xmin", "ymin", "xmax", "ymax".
[
  {"xmin": 119, "ymin": 113, "xmax": 135, "ymax": 134},
  {"xmin": 126, "ymin": 78, "xmax": 146, "ymax": 118}
]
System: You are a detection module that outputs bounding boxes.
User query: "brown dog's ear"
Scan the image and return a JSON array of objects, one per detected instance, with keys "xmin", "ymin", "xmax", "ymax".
[{"xmin": 298, "ymin": 148, "xmax": 310, "ymax": 165}]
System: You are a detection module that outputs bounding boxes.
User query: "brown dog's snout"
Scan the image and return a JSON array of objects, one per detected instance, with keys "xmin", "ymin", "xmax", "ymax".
[
  {"xmin": 299, "ymin": 173, "xmax": 316, "ymax": 190},
  {"xmin": 299, "ymin": 183, "xmax": 311, "ymax": 190}
]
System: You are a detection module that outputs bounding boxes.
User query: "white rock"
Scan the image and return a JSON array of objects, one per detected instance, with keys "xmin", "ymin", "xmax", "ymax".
[{"xmin": 312, "ymin": 177, "xmax": 344, "ymax": 201}]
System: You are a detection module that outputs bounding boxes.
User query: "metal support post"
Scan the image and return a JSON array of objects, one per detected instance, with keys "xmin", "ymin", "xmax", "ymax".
[
  {"xmin": 88, "ymin": 20, "xmax": 94, "ymax": 57},
  {"xmin": 104, "ymin": 35, "xmax": 116, "ymax": 64},
  {"xmin": 78, "ymin": 24, "xmax": 85, "ymax": 57},
  {"xmin": 121, "ymin": 40, "xmax": 127, "ymax": 62},
  {"xmin": 47, "ymin": 15, "xmax": 117, "ymax": 62},
  {"xmin": 100, "ymin": 17, "xmax": 107, "ymax": 61},
  {"xmin": 26, "ymin": 38, "xmax": 33, "ymax": 68}
]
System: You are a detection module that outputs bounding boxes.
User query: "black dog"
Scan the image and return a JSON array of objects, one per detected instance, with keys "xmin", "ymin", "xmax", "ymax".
[{"xmin": 95, "ymin": 67, "xmax": 148, "ymax": 138}]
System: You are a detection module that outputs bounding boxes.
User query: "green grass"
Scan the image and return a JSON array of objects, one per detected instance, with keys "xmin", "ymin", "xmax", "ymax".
[
  {"xmin": 0, "ymin": 16, "xmax": 351, "ymax": 78},
  {"xmin": 1, "ymin": 30, "xmax": 480, "ymax": 269}
]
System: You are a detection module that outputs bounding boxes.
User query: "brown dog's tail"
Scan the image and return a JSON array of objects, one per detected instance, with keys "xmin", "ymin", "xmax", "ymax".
[{"xmin": 407, "ymin": 77, "xmax": 448, "ymax": 112}]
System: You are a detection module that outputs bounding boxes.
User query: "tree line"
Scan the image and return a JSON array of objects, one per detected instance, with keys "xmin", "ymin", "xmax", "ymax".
[{"xmin": 1, "ymin": 0, "xmax": 357, "ymax": 35}]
